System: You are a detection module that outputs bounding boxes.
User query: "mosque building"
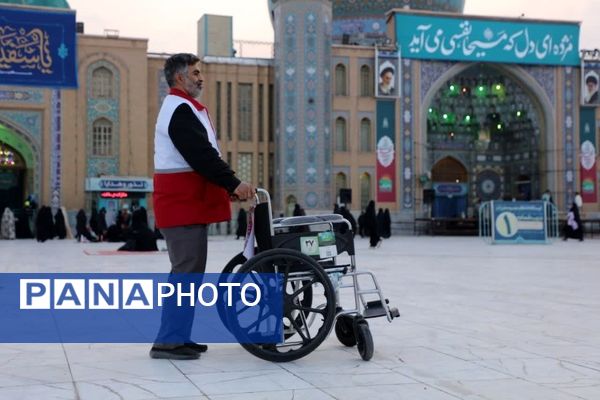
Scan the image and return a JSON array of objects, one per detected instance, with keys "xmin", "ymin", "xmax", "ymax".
[{"xmin": 0, "ymin": 0, "xmax": 598, "ymax": 233}]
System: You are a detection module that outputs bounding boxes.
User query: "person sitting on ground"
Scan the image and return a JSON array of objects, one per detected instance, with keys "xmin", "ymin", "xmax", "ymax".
[{"xmin": 119, "ymin": 207, "xmax": 158, "ymax": 251}]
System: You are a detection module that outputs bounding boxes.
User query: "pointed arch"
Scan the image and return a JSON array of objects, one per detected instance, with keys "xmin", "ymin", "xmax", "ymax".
[
  {"xmin": 420, "ymin": 62, "xmax": 556, "ymax": 192},
  {"xmin": 0, "ymin": 120, "xmax": 42, "ymax": 200},
  {"xmin": 431, "ymin": 156, "xmax": 467, "ymax": 183}
]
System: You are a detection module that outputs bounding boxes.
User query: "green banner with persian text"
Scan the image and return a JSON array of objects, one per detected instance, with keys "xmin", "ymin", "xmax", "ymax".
[{"xmin": 395, "ymin": 12, "xmax": 580, "ymax": 66}]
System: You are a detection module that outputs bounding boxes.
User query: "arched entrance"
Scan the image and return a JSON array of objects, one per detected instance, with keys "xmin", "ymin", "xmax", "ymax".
[
  {"xmin": 0, "ymin": 121, "xmax": 40, "ymax": 204},
  {"xmin": 0, "ymin": 141, "xmax": 27, "ymax": 215},
  {"xmin": 360, "ymin": 172, "xmax": 371, "ymax": 211},
  {"xmin": 431, "ymin": 157, "xmax": 468, "ymax": 218},
  {"xmin": 424, "ymin": 63, "xmax": 548, "ymax": 213},
  {"xmin": 285, "ymin": 195, "xmax": 297, "ymax": 217}
]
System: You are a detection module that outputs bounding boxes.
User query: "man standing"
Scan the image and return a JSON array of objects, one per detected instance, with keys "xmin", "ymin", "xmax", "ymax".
[{"xmin": 151, "ymin": 53, "xmax": 254, "ymax": 360}]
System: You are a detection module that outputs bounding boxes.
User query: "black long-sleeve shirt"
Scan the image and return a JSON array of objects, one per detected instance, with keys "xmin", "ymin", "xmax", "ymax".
[{"xmin": 167, "ymin": 103, "xmax": 240, "ymax": 193}]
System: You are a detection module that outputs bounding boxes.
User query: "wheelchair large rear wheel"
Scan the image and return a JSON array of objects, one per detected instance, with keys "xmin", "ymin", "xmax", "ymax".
[
  {"xmin": 234, "ymin": 248, "xmax": 336, "ymax": 362},
  {"xmin": 220, "ymin": 250, "xmax": 314, "ymax": 340},
  {"xmin": 222, "ymin": 251, "xmax": 252, "ymax": 273}
]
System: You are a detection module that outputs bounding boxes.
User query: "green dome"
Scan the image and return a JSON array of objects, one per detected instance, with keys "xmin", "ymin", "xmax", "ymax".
[{"xmin": 0, "ymin": 0, "xmax": 70, "ymax": 8}]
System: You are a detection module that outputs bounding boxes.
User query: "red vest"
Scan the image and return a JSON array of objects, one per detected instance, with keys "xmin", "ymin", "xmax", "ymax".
[{"xmin": 153, "ymin": 89, "xmax": 231, "ymax": 228}]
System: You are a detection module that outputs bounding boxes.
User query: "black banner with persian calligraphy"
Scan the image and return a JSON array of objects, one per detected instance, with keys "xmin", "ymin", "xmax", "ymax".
[{"xmin": 0, "ymin": 5, "xmax": 77, "ymax": 88}]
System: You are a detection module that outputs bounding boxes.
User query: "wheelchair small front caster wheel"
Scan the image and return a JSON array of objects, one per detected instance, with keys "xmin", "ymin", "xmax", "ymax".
[{"xmin": 355, "ymin": 319, "xmax": 374, "ymax": 361}]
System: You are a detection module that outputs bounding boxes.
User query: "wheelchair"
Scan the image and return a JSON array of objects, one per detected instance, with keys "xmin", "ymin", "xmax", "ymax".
[{"xmin": 221, "ymin": 189, "xmax": 399, "ymax": 362}]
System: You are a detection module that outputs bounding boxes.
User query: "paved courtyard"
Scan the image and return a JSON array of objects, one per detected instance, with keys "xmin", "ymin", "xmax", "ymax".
[{"xmin": 0, "ymin": 235, "xmax": 599, "ymax": 400}]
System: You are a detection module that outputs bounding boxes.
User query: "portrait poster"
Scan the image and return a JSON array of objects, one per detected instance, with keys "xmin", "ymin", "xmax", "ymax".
[
  {"xmin": 375, "ymin": 49, "xmax": 400, "ymax": 98},
  {"xmin": 582, "ymin": 61, "xmax": 600, "ymax": 107}
]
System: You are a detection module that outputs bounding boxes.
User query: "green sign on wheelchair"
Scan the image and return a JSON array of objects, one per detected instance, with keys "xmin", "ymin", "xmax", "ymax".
[{"xmin": 300, "ymin": 232, "xmax": 338, "ymax": 259}]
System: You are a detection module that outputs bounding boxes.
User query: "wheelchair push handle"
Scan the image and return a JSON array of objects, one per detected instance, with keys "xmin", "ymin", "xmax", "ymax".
[{"xmin": 254, "ymin": 188, "xmax": 272, "ymax": 205}]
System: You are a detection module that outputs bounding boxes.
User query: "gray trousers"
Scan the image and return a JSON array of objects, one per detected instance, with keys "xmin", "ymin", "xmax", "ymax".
[
  {"xmin": 154, "ymin": 224, "xmax": 207, "ymax": 348},
  {"xmin": 162, "ymin": 224, "xmax": 208, "ymax": 274}
]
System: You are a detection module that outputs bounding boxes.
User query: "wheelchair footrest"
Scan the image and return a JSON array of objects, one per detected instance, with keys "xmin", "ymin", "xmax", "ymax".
[
  {"xmin": 363, "ymin": 300, "xmax": 400, "ymax": 319},
  {"xmin": 363, "ymin": 300, "xmax": 387, "ymax": 319}
]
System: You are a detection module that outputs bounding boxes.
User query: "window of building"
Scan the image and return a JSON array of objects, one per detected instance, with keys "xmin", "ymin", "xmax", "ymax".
[
  {"xmin": 335, "ymin": 117, "xmax": 347, "ymax": 151},
  {"xmin": 335, "ymin": 172, "xmax": 347, "ymax": 200},
  {"xmin": 360, "ymin": 118, "xmax": 372, "ymax": 152},
  {"xmin": 216, "ymin": 81, "xmax": 222, "ymax": 140},
  {"xmin": 227, "ymin": 82, "xmax": 232, "ymax": 141},
  {"xmin": 360, "ymin": 173, "xmax": 371, "ymax": 210},
  {"xmin": 258, "ymin": 152, "xmax": 264, "ymax": 187},
  {"xmin": 91, "ymin": 67, "xmax": 114, "ymax": 99},
  {"xmin": 238, "ymin": 83, "xmax": 253, "ymax": 141},
  {"xmin": 335, "ymin": 64, "xmax": 347, "ymax": 96},
  {"xmin": 92, "ymin": 118, "xmax": 113, "ymax": 156},
  {"xmin": 268, "ymin": 84, "xmax": 274, "ymax": 143},
  {"xmin": 268, "ymin": 153, "xmax": 274, "ymax": 195},
  {"xmin": 237, "ymin": 152, "xmax": 253, "ymax": 183},
  {"xmin": 360, "ymin": 65, "xmax": 373, "ymax": 96},
  {"xmin": 258, "ymin": 83, "xmax": 264, "ymax": 142}
]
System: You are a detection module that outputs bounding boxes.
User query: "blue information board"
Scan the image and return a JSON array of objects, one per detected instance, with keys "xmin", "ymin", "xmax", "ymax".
[
  {"xmin": 491, "ymin": 201, "xmax": 547, "ymax": 243},
  {"xmin": 0, "ymin": 5, "xmax": 77, "ymax": 88}
]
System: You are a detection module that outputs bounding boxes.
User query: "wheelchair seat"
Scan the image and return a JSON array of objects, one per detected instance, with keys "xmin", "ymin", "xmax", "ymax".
[{"xmin": 273, "ymin": 214, "xmax": 344, "ymax": 226}]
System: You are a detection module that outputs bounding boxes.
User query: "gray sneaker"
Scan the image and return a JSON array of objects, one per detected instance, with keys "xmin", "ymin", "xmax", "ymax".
[{"xmin": 149, "ymin": 346, "xmax": 200, "ymax": 360}]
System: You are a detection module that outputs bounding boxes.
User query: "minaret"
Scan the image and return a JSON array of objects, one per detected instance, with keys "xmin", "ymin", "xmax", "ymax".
[{"xmin": 270, "ymin": 0, "xmax": 333, "ymax": 214}]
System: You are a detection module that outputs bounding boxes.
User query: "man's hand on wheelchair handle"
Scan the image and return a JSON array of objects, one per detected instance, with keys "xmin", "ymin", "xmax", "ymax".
[{"xmin": 232, "ymin": 181, "xmax": 255, "ymax": 201}]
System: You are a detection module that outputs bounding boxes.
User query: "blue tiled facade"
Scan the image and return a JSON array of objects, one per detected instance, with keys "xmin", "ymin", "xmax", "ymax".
[
  {"xmin": 273, "ymin": 0, "xmax": 332, "ymax": 211},
  {"xmin": 563, "ymin": 67, "xmax": 577, "ymax": 206},
  {"xmin": 86, "ymin": 60, "xmax": 121, "ymax": 177}
]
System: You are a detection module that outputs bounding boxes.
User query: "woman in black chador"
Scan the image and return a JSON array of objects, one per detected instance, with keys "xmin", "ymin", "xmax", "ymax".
[
  {"xmin": 365, "ymin": 200, "xmax": 381, "ymax": 248},
  {"xmin": 54, "ymin": 208, "xmax": 67, "ymax": 239},
  {"xmin": 382, "ymin": 208, "xmax": 392, "ymax": 239},
  {"xmin": 35, "ymin": 206, "xmax": 55, "ymax": 242},
  {"xmin": 235, "ymin": 208, "xmax": 247, "ymax": 240},
  {"xmin": 339, "ymin": 206, "xmax": 357, "ymax": 237},
  {"xmin": 75, "ymin": 209, "xmax": 97, "ymax": 242},
  {"xmin": 563, "ymin": 201, "xmax": 584, "ymax": 241},
  {"xmin": 377, "ymin": 208, "xmax": 385, "ymax": 238}
]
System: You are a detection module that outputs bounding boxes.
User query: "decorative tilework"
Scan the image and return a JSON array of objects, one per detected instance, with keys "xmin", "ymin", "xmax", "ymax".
[
  {"xmin": 522, "ymin": 65, "xmax": 556, "ymax": 105},
  {"xmin": 420, "ymin": 61, "xmax": 454, "ymax": 100},
  {"xmin": 323, "ymin": 15, "xmax": 332, "ymax": 189},
  {"xmin": 563, "ymin": 66, "xmax": 576, "ymax": 206},
  {"xmin": 0, "ymin": 110, "xmax": 42, "ymax": 144},
  {"xmin": 274, "ymin": 1, "xmax": 332, "ymax": 211},
  {"xmin": 0, "ymin": 87, "xmax": 44, "ymax": 103},
  {"xmin": 283, "ymin": 13, "xmax": 297, "ymax": 186},
  {"xmin": 401, "ymin": 58, "xmax": 413, "ymax": 209},
  {"xmin": 237, "ymin": 152, "xmax": 253, "ymax": 183},
  {"xmin": 332, "ymin": 0, "xmax": 464, "ymax": 16},
  {"xmin": 86, "ymin": 60, "xmax": 120, "ymax": 177},
  {"xmin": 87, "ymin": 159, "xmax": 119, "ymax": 176},
  {"xmin": 305, "ymin": 11, "xmax": 318, "ymax": 187},
  {"xmin": 305, "ymin": 191, "xmax": 318, "ymax": 208},
  {"xmin": 50, "ymin": 90, "xmax": 61, "ymax": 210}
]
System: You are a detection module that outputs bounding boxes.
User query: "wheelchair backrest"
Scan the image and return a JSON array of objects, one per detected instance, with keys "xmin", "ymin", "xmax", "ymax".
[{"xmin": 254, "ymin": 202, "xmax": 273, "ymax": 252}]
